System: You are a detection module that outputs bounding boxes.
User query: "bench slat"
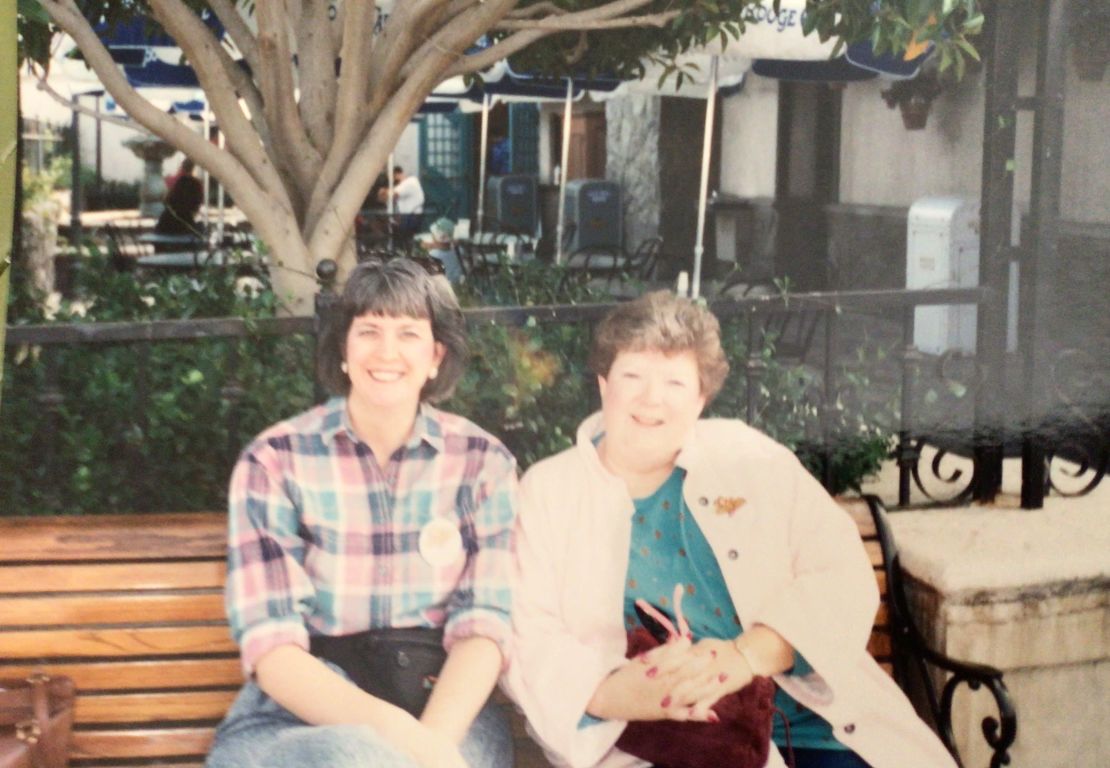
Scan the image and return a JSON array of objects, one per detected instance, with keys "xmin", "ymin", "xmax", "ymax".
[
  {"xmin": 0, "ymin": 626, "xmax": 236, "ymax": 658},
  {"xmin": 0, "ymin": 513, "xmax": 225, "ymax": 562},
  {"xmin": 839, "ymin": 499, "xmax": 878, "ymax": 538},
  {"xmin": 0, "ymin": 561, "xmax": 226, "ymax": 594},
  {"xmin": 0, "ymin": 659, "xmax": 243, "ymax": 691},
  {"xmin": 0, "ymin": 593, "xmax": 226, "ymax": 626},
  {"xmin": 70, "ymin": 727, "xmax": 215, "ymax": 760},
  {"xmin": 76, "ymin": 690, "xmax": 239, "ymax": 725},
  {"xmin": 73, "ymin": 764, "xmax": 205, "ymax": 768}
]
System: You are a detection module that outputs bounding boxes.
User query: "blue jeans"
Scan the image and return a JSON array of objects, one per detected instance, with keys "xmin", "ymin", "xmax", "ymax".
[
  {"xmin": 779, "ymin": 746, "xmax": 873, "ymax": 768},
  {"xmin": 206, "ymin": 673, "xmax": 512, "ymax": 768}
]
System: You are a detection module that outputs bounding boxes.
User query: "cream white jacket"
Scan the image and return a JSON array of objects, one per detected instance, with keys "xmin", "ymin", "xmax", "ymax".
[{"xmin": 501, "ymin": 414, "xmax": 956, "ymax": 768}]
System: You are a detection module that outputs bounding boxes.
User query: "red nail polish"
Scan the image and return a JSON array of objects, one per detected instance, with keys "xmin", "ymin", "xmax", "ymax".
[
  {"xmin": 718, "ymin": 673, "xmax": 729, "ymax": 683},
  {"xmin": 646, "ymin": 666, "xmax": 658, "ymax": 678},
  {"xmin": 707, "ymin": 711, "xmax": 720, "ymax": 724},
  {"xmin": 660, "ymin": 695, "xmax": 671, "ymax": 708}
]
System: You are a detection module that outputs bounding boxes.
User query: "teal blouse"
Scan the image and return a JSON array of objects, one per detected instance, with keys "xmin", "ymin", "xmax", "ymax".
[{"xmin": 623, "ymin": 467, "xmax": 845, "ymax": 750}]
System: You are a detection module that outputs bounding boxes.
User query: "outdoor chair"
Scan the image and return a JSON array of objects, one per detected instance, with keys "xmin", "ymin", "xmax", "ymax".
[{"xmin": 100, "ymin": 222, "xmax": 154, "ymax": 271}]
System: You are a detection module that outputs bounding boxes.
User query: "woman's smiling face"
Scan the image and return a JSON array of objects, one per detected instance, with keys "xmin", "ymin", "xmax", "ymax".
[
  {"xmin": 344, "ymin": 312, "xmax": 445, "ymax": 413},
  {"xmin": 598, "ymin": 348, "xmax": 706, "ymax": 471}
]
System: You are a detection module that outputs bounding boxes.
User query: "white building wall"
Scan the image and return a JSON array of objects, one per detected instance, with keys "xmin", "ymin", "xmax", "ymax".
[
  {"xmin": 838, "ymin": 73, "xmax": 985, "ymax": 207},
  {"xmin": 718, "ymin": 76, "xmax": 779, "ymax": 198}
]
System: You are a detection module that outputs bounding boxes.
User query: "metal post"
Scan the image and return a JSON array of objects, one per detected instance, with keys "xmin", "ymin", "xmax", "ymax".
[
  {"xmin": 744, "ymin": 307, "xmax": 765, "ymax": 426},
  {"xmin": 820, "ymin": 306, "xmax": 838, "ymax": 492},
  {"xmin": 222, "ymin": 340, "xmax": 245, "ymax": 470},
  {"xmin": 555, "ymin": 79, "xmax": 573, "ymax": 264},
  {"xmin": 973, "ymin": 1, "xmax": 1021, "ymax": 504},
  {"xmin": 314, "ymin": 259, "xmax": 340, "ymax": 403},
  {"xmin": 69, "ymin": 97, "xmax": 82, "ymax": 248},
  {"xmin": 94, "ymin": 94, "xmax": 103, "ymax": 203},
  {"xmin": 897, "ymin": 305, "xmax": 923, "ymax": 507},
  {"xmin": 477, "ymin": 93, "xmax": 491, "ymax": 235},
  {"xmin": 1020, "ymin": 0, "xmax": 1068, "ymax": 509},
  {"xmin": 691, "ymin": 56, "xmax": 719, "ymax": 300},
  {"xmin": 388, "ymin": 153, "xmax": 397, "ymax": 251},
  {"xmin": 37, "ymin": 353, "xmax": 64, "ymax": 513}
]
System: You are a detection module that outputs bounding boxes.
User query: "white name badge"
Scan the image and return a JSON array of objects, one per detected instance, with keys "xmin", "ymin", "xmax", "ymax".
[{"xmin": 418, "ymin": 518, "xmax": 464, "ymax": 567}]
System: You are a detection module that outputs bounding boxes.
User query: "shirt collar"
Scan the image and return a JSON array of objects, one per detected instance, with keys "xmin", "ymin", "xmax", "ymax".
[{"xmin": 323, "ymin": 396, "xmax": 445, "ymax": 454}]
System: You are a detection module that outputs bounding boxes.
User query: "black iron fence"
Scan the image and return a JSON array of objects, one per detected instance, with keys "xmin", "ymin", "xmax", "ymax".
[{"xmin": 3, "ymin": 268, "xmax": 1105, "ymax": 515}]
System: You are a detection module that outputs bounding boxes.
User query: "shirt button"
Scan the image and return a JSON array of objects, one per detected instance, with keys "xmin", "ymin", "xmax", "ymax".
[
  {"xmin": 698, "ymin": 497, "xmax": 709, "ymax": 506},
  {"xmin": 727, "ymin": 549, "xmax": 739, "ymax": 560},
  {"xmin": 843, "ymin": 723, "xmax": 856, "ymax": 734}
]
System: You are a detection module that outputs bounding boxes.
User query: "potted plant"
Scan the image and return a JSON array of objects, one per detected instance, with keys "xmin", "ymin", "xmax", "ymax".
[
  {"xmin": 1070, "ymin": 0, "xmax": 1110, "ymax": 82},
  {"xmin": 881, "ymin": 71, "xmax": 944, "ymax": 130}
]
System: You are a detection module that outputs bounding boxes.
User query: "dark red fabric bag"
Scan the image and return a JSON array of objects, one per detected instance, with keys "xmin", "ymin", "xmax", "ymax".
[{"xmin": 615, "ymin": 627, "xmax": 777, "ymax": 768}]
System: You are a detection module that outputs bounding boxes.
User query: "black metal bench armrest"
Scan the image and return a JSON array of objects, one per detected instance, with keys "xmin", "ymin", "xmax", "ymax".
[{"xmin": 863, "ymin": 495, "xmax": 1017, "ymax": 768}]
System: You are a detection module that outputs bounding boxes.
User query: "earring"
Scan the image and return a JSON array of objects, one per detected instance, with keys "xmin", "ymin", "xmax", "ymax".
[
  {"xmin": 428, "ymin": 366, "xmax": 439, "ymax": 380},
  {"xmin": 341, "ymin": 362, "xmax": 349, "ymax": 374}
]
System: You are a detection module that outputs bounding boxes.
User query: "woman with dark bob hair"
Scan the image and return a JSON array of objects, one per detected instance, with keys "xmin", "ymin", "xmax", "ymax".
[
  {"xmin": 504, "ymin": 291, "xmax": 956, "ymax": 768},
  {"xmin": 208, "ymin": 260, "xmax": 517, "ymax": 768}
]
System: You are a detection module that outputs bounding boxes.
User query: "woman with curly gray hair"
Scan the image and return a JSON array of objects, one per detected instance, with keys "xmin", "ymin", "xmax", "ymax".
[
  {"xmin": 208, "ymin": 260, "xmax": 516, "ymax": 768},
  {"xmin": 504, "ymin": 291, "xmax": 955, "ymax": 768}
]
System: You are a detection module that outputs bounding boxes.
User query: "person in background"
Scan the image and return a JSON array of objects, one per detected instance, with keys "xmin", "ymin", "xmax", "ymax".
[
  {"xmin": 207, "ymin": 260, "xmax": 517, "ymax": 768},
  {"xmin": 487, "ymin": 131, "xmax": 510, "ymax": 177},
  {"xmin": 379, "ymin": 165, "xmax": 425, "ymax": 242},
  {"xmin": 423, "ymin": 217, "xmax": 464, "ymax": 284},
  {"xmin": 154, "ymin": 158, "xmax": 203, "ymax": 247},
  {"xmin": 504, "ymin": 291, "xmax": 958, "ymax": 768}
]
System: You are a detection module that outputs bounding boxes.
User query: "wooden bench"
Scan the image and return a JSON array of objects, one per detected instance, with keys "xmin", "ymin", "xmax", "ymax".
[{"xmin": 0, "ymin": 499, "xmax": 1014, "ymax": 768}]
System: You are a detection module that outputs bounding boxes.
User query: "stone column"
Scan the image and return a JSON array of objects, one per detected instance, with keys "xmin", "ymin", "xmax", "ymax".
[{"xmin": 605, "ymin": 95, "xmax": 661, "ymax": 250}]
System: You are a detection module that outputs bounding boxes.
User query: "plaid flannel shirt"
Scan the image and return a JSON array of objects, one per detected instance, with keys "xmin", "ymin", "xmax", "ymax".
[{"xmin": 225, "ymin": 397, "xmax": 517, "ymax": 676}]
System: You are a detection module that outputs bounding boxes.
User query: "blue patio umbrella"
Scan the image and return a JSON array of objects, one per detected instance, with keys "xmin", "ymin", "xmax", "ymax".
[
  {"xmin": 752, "ymin": 38, "xmax": 933, "ymax": 82},
  {"xmin": 475, "ymin": 65, "xmax": 625, "ymax": 253}
]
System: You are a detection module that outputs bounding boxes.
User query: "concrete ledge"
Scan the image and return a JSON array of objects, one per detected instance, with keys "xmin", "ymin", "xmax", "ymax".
[{"xmin": 888, "ymin": 496, "xmax": 1110, "ymax": 768}]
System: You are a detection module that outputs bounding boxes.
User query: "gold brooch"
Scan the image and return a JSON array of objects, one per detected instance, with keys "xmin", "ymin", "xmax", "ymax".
[{"xmin": 714, "ymin": 496, "xmax": 746, "ymax": 516}]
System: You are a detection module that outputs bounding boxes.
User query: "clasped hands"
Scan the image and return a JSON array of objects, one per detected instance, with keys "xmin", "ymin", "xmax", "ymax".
[{"xmin": 590, "ymin": 585, "xmax": 759, "ymax": 723}]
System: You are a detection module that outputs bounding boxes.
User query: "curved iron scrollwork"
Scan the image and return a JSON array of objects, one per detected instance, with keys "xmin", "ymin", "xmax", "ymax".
[
  {"xmin": 897, "ymin": 349, "xmax": 987, "ymax": 507},
  {"xmin": 909, "ymin": 438, "xmax": 977, "ymax": 505},
  {"xmin": 865, "ymin": 495, "xmax": 1017, "ymax": 768},
  {"xmin": 1045, "ymin": 348, "xmax": 1110, "ymax": 498}
]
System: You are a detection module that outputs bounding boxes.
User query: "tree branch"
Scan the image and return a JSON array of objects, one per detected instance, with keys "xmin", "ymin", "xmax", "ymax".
[
  {"xmin": 207, "ymin": 0, "xmax": 259, "ymax": 75},
  {"xmin": 37, "ymin": 0, "xmax": 299, "ymax": 259},
  {"xmin": 496, "ymin": 11, "xmax": 679, "ymax": 31},
  {"xmin": 293, "ymin": 0, "xmax": 339, "ymax": 154},
  {"xmin": 29, "ymin": 67, "xmax": 141, "ymax": 132},
  {"xmin": 148, "ymin": 0, "xmax": 284, "ymax": 196},
  {"xmin": 443, "ymin": 28, "xmax": 548, "ymax": 78},
  {"xmin": 256, "ymin": 0, "xmax": 321, "ymax": 211},
  {"xmin": 366, "ymin": 0, "xmax": 458, "ymax": 110},
  {"xmin": 506, "ymin": 2, "xmax": 567, "ymax": 20},
  {"xmin": 400, "ymin": 0, "xmax": 520, "ymax": 82}
]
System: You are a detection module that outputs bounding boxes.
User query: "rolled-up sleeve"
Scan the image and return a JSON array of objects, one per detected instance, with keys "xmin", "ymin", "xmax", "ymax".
[
  {"xmin": 443, "ymin": 450, "xmax": 517, "ymax": 669},
  {"xmin": 226, "ymin": 443, "xmax": 317, "ymax": 676}
]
